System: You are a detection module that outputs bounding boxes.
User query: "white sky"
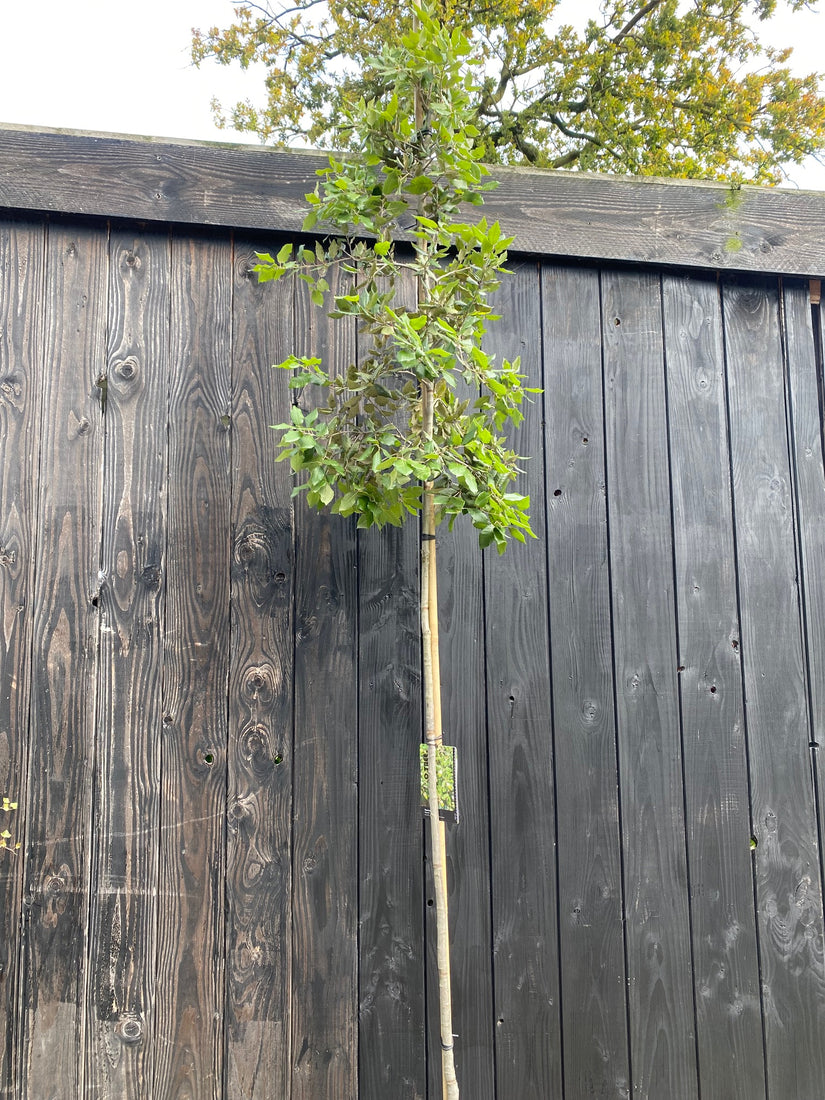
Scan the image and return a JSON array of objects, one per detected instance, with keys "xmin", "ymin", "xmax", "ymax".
[{"xmin": 0, "ymin": 0, "xmax": 822, "ymax": 189}]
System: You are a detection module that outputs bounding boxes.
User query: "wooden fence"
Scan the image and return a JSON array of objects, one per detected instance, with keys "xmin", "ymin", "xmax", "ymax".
[{"xmin": 0, "ymin": 126, "xmax": 824, "ymax": 1099}]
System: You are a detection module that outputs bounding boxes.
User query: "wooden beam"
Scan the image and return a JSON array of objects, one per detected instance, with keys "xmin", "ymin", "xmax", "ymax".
[{"xmin": 1, "ymin": 123, "xmax": 825, "ymax": 276}]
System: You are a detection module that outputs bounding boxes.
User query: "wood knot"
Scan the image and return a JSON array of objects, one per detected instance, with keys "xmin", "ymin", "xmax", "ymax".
[
  {"xmin": 243, "ymin": 665, "xmax": 275, "ymax": 702},
  {"xmin": 123, "ymin": 251, "xmax": 140, "ymax": 270},
  {"xmin": 0, "ymin": 376, "xmax": 23, "ymax": 401},
  {"xmin": 581, "ymin": 698, "xmax": 599, "ymax": 724},
  {"xmin": 114, "ymin": 357, "xmax": 138, "ymax": 381},
  {"xmin": 140, "ymin": 564, "xmax": 161, "ymax": 589},
  {"xmin": 240, "ymin": 724, "xmax": 279, "ymax": 776},
  {"xmin": 44, "ymin": 872, "xmax": 67, "ymax": 897},
  {"xmin": 230, "ymin": 798, "xmax": 251, "ymax": 822},
  {"xmin": 237, "ymin": 254, "xmax": 259, "ymax": 279},
  {"xmin": 115, "ymin": 1015, "xmax": 143, "ymax": 1045}
]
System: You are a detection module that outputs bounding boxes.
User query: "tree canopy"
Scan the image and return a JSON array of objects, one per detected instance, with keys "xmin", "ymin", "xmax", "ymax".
[
  {"xmin": 193, "ymin": 0, "xmax": 825, "ymax": 183},
  {"xmin": 253, "ymin": 7, "xmax": 535, "ymax": 551}
]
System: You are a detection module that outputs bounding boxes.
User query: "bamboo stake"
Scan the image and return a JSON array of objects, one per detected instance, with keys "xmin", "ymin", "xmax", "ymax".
[
  {"xmin": 413, "ymin": 23, "xmax": 457, "ymax": 1087},
  {"xmin": 421, "ymin": 381, "xmax": 459, "ymax": 1099}
]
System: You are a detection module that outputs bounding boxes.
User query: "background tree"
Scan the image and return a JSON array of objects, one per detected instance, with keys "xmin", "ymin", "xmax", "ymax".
[{"xmin": 193, "ymin": 0, "xmax": 825, "ymax": 183}]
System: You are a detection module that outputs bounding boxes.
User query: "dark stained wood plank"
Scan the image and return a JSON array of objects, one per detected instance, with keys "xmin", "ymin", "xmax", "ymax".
[
  {"xmin": 785, "ymin": 281, "xmax": 825, "ymax": 969},
  {"xmin": 724, "ymin": 276, "xmax": 825, "ymax": 1096},
  {"xmin": 542, "ymin": 263, "xmax": 630, "ymax": 1099},
  {"xmin": 20, "ymin": 222, "xmax": 108, "ymax": 1096},
  {"xmin": 84, "ymin": 229, "xmax": 171, "ymax": 1098},
  {"xmin": 224, "ymin": 240, "xmax": 294, "ymax": 1098},
  {"xmin": 0, "ymin": 218, "xmax": 46, "ymax": 1098},
  {"xmin": 3, "ymin": 125, "xmax": 825, "ymax": 276},
  {"xmin": 484, "ymin": 261, "xmax": 563, "ymax": 1100},
  {"xmin": 153, "ymin": 232, "xmax": 232, "ymax": 1100},
  {"xmin": 357, "ymin": 269, "xmax": 426, "ymax": 1100},
  {"xmin": 662, "ymin": 272, "xmax": 766, "ymax": 1097},
  {"xmin": 358, "ymin": 523, "xmax": 424, "ymax": 1100},
  {"xmin": 290, "ymin": 271, "xmax": 359, "ymax": 1098},
  {"xmin": 424, "ymin": 517, "xmax": 495, "ymax": 1096},
  {"xmin": 601, "ymin": 268, "xmax": 699, "ymax": 1099}
]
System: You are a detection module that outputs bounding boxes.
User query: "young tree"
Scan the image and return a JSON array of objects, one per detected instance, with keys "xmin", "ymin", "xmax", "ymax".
[
  {"xmin": 193, "ymin": 0, "xmax": 825, "ymax": 183},
  {"xmin": 252, "ymin": 7, "xmax": 534, "ymax": 1094}
]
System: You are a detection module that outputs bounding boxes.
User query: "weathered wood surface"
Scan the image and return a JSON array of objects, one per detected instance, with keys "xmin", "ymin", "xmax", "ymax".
[
  {"xmin": 0, "ymin": 199, "xmax": 825, "ymax": 1099},
  {"xmin": 425, "ymin": 498, "xmax": 494, "ymax": 1095},
  {"xmin": 542, "ymin": 264, "xmax": 630, "ymax": 1099},
  {"xmin": 724, "ymin": 277, "xmax": 825, "ymax": 1097},
  {"xmin": 602, "ymin": 269, "xmax": 699, "ymax": 1098},
  {"xmin": 3, "ymin": 125, "xmax": 825, "ymax": 276},
  {"xmin": 291, "ymin": 269, "xmax": 359, "ymax": 1100},
  {"xmin": 485, "ymin": 262, "xmax": 563, "ymax": 1100},
  {"xmin": 786, "ymin": 285, "xmax": 825, "ymax": 962},
  {"xmin": 0, "ymin": 219, "xmax": 44, "ymax": 1098},
  {"xmin": 154, "ymin": 233, "xmax": 232, "ymax": 1099},
  {"xmin": 661, "ymin": 272, "xmax": 765, "ymax": 1097},
  {"xmin": 357, "ymin": 270, "xmax": 427, "ymax": 1100},
  {"xmin": 226, "ymin": 239, "xmax": 294, "ymax": 1098},
  {"xmin": 21, "ymin": 223, "xmax": 108, "ymax": 1097},
  {"xmin": 86, "ymin": 229, "xmax": 170, "ymax": 1098}
]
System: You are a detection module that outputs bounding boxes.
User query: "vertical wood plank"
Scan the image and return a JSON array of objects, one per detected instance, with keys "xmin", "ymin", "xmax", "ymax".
[
  {"xmin": 291, "ymin": 271, "xmax": 359, "ymax": 1098},
  {"xmin": 785, "ymin": 281, "xmax": 825, "ymax": 982},
  {"xmin": 224, "ymin": 240, "xmax": 293, "ymax": 1098},
  {"xmin": 21, "ymin": 222, "xmax": 108, "ymax": 1097},
  {"xmin": 485, "ymin": 261, "xmax": 563, "ymax": 1100},
  {"xmin": 662, "ymin": 273, "xmax": 766, "ymax": 1097},
  {"xmin": 0, "ymin": 218, "xmax": 46, "ymax": 1098},
  {"xmin": 724, "ymin": 277, "xmax": 825, "ymax": 1096},
  {"xmin": 154, "ymin": 232, "xmax": 232, "ymax": 1100},
  {"xmin": 542, "ymin": 264, "xmax": 630, "ymax": 1099},
  {"xmin": 601, "ymin": 268, "xmax": 699, "ymax": 1099},
  {"xmin": 84, "ymin": 229, "xmax": 171, "ymax": 1097},
  {"xmin": 358, "ymin": 269, "xmax": 426, "ymax": 1100},
  {"xmin": 424, "ymin": 516, "xmax": 494, "ymax": 1096}
]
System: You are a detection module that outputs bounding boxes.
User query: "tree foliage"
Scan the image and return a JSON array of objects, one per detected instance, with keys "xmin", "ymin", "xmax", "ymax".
[
  {"xmin": 193, "ymin": 0, "xmax": 825, "ymax": 182},
  {"xmin": 254, "ymin": 7, "xmax": 535, "ymax": 552}
]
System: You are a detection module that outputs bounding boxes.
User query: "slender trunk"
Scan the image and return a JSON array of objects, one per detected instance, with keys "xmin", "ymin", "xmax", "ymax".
[{"xmin": 420, "ymin": 381, "xmax": 459, "ymax": 1099}]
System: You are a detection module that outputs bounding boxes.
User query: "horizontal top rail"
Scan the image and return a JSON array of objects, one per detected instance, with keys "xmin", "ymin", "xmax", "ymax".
[{"xmin": 1, "ymin": 123, "xmax": 824, "ymax": 276}]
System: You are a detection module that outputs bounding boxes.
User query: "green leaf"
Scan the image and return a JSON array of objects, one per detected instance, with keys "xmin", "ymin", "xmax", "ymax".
[{"xmin": 407, "ymin": 175, "xmax": 433, "ymax": 195}]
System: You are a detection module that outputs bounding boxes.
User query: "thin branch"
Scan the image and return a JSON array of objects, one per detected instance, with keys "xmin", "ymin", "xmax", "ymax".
[
  {"xmin": 612, "ymin": 0, "xmax": 665, "ymax": 45},
  {"xmin": 241, "ymin": 0, "xmax": 329, "ymax": 29}
]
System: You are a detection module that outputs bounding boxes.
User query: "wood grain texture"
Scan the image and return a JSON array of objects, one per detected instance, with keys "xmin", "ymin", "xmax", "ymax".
[
  {"xmin": 484, "ymin": 262, "xmax": 563, "ymax": 1100},
  {"xmin": 290, "ymin": 270, "xmax": 359, "ymax": 1099},
  {"xmin": 84, "ymin": 230, "xmax": 171, "ymax": 1097},
  {"xmin": 153, "ymin": 232, "xmax": 232, "ymax": 1100},
  {"xmin": 542, "ymin": 264, "xmax": 630, "ymax": 1099},
  {"xmin": 0, "ymin": 218, "xmax": 45, "ymax": 1098},
  {"xmin": 3, "ymin": 126, "xmax": 825, "ymax": 275},
  {"xmin": 601, "ymin": 269, "xmax": 699, "ymax": 1099},
  {"xmin": 724, "ymin": 276, "xmax": 825, "ymax": 1097},
  {"xmin": 424, "ymin": 513, "xmax": 495, "ymax": 1097},
  {"xmin": 357, "ymin": 270, "xmax": 426, "ymax": 1100},
  {"xmin": 785, "ymin": 284, "xmax": 825, "ymax": 994},
  {"xmin": 5, "ymin": 201, "xmax": 825, "ymax": 1100},
  {"xmin": 662, "ymin": 272, "xmax": 766, "ymax": 1098},
  {"xmin": 20, "ymin": 222, "xmax": 108, "ymax": 1098},
  {"xmin": 225, "ymin": 239, "xmax": 294, "ymax": 1099}
]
